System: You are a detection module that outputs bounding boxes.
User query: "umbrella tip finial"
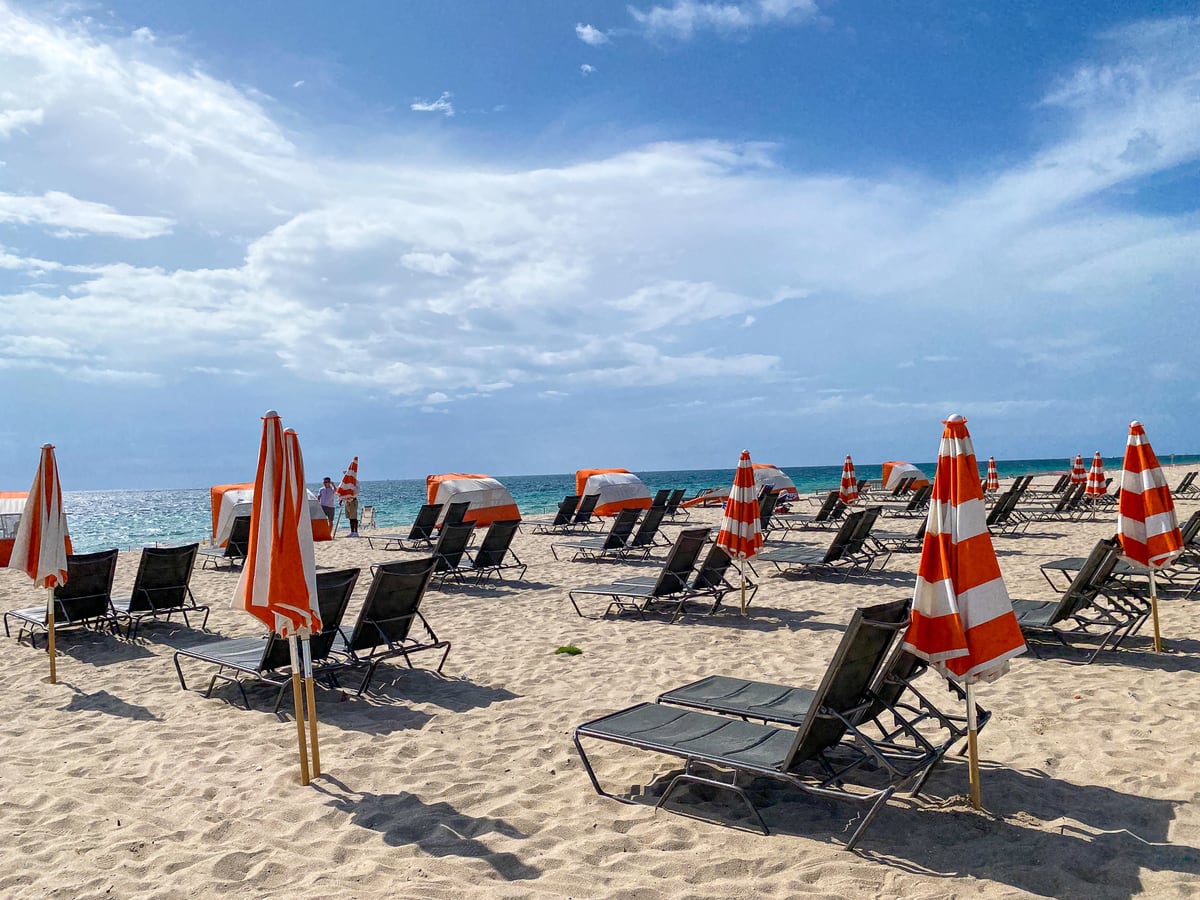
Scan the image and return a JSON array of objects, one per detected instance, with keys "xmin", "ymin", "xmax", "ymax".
[
  {"xmin": 1130, "ymin": 420, "xmax": 1141, "ymax": 428},
  {"xmin": 945, "ymin": 413, "xmax": 965, "ymax": 423},
  {"xmin": 40, "ymin": 442, "xmax": 53, "ymax": 449},
  {"xmin": 264, "ymin": 409, "xmax": 279, "ymax": 418}
]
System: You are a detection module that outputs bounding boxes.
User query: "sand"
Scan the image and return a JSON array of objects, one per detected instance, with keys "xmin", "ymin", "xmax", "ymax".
[{"xmin": 1, "ymin": 471, "xmax": 1199, "ymax": 898}]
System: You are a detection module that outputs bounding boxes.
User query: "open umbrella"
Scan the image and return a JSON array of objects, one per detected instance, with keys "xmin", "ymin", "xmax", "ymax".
[
  {"xmin": 333, "ymin": 456, "xmax": 359, "ymax": 537},
  {"xmin": 1117, "ymin": 422, "xmax": 1183, "ymax": 654},
  {"xmin": 234, "ymin": 412, "xmax": 322, "ymax": 783},
  {"xmin": 7, "ymin": 444, "xmax": 70, "ymax": 684},
  {"xmin": 839, "ymin": 455, "xmax": 858, "ymax": 506},
  {"xmin": 1086, "ymin": 451, "xmax": 1106, "ymax": 497},
  {"xmin": 1069, "ymin": 454, "xmax": 1087, "ymax": 485},
  {"xmin": 902, "ymin": 415, "xmax": 1026, "ymax": 809},
  {"xmin": 715, "ymin": 450, "xmax": 764, "ymax": 615},
  {"xmin": 985, "ymin": 457, "xmax": 999, "ymax": 494}
]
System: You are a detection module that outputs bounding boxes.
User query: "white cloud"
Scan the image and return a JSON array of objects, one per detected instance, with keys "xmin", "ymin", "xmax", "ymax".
[
  {"xmin": 292, "ymin": 79, "xmax": 305, "ymax": 88},
  {"xmin": 575, "ymin": 23, "xmax": 609, "ymax": 45},
  {"xmin": 400, "ymin": 251, "xmax": 460, "ymax": 275},
  {"xmin": 628, "ymin": 0, "xmax": 820, "ymax": 41},
  {"xmin": 0, "ymin": 107, "xmax": 43, "ymax": 138},
  {"xmin": 0, "ymin": 191, "xmax": 173, "ymax": 238},
  {"xmin": 410, "ymin": 92, "xmax": 455, "ymax": 117},
  {"xmin": 580, "ymin": 64, "xmax": 596, "ymax": 76}
]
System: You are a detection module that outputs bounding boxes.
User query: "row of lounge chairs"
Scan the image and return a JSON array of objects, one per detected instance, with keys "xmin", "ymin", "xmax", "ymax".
[
  {"xmin": 550, "ymin": 506, "xmax": 670, "ymax": 561},
  {"xmin": 759, "ymin": 507, "xmax": 890, "ymax": 579}
]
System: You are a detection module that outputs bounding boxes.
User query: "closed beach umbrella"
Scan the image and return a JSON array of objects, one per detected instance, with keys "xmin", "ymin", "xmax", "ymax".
[
  {"xmin": 7, "ymin": 444, "xmax": 70, "ymax": 684},
  {"xmin": 985, "ymin": 457, "xmax": 999, "ymax": 494},
  {"xmin": 839, "ymin": 455, "xmax": 859, "ymax": 506},
  {"xmin": 902, "ymin": 415, "xmax": 1026, "ymax": 809},
  {"xmin": 1086, "ymin": 452, "xmax": 1107, "ymax": 497},
  {"xmin": 1117, "ymin": 422, "xmax": 1183, "ymax": 653},
  {"xmin": 715, "ymin": 450, "xmax": 764, "ymax": 615},
  {"xmin": 234, "ymin": 411, "xmax": 322, "ymax": 783},
  {"xmin": 1070, "ymin": 455, "xmax": 1087, "ymax": 485},
  {"xmin": 333, "ymin": 456, "xmax": 359, "ymax": 537}
]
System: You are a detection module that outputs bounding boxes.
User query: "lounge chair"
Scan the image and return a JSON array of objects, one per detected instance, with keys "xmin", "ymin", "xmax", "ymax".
[
  {"xmin": 650, "ymin": 488, "xmax": 671, "ymax": 508},
  {"xmin": 1034, "ymin": 473, "xmax": 1071, "ymax": 494},
  {"xmin": 567, "ymin": 527, "xmax": 710, "ymax": 619},
  {"xmin": 5, "ymin": 548, "xmax": 121, "ymax": 647},
  {"xmin": 663, "ymin": 488, "xmax": 689, "ymax": 519},
  {"xmin": 773, "ymin": 491, "xmax": 846, "ymax": 532},
  {"xmin": 574, "ymin": 598, "xmax": 932, "ymax": 849},
  {"xmin": 110, "ymin": 543, "xmax": 208, "ymax": 639},
  {"xmin": 567, "ymin": 493, "xmax": 602, "ymax": 532},
  {"xmin": 614, "ymin": 541, "xmax": 755, "ymax": 617},
  {"xmin": 359, "ymin": 505, "xmax": 377, "ymax": 530},
  {"xmin": 448, "ymin": 519, "xmax": 527, "ymax": 583},
  {"xmin": 758, "ymin": 490, "xmax": 781, "ymax": 533},
  {"xmin": 429, "ymin": 521, "xmax": 487, "ymax": 586},
  {"xmin": 198, "ymin": 515, "xmax": 250, "ymax": 570},
  {"xmin": 870, "ymin": 517, "xmax": 927, "ymax": 554},
  {"xmin": 758, "ymin": 510, "xmax": 869, "ymax": 578},
  {"xmin": 619, "ymin": 505, "xmax": 669, "ymax": 559},
  {"xmin": 366, "ymin": 503, "xmax": 443, "ymax": 550},
  {"xmin": 529, "ymin": 495, "xmax": 581, "ymax": 534},
  {"xmin": 878, "ymin": 484, "xmax": 931, "ymax": 518},
  {"xmin": 986, "ymin": 489, "xmax": 1027, "ymax": 536},
  {"xmin": 333, "ymin": 557, "xmax": 450, "ymax": 694},
  {"xmin": 172, "ymin": 568, "xmax": 361, "ymax": 710},
  {"xmin": 550, "ymin": 508, "xmax": 641, "ymax": 561},
  {"xmin": 438, "ymin": 500, "xmax": 472, "ymax": 532}
]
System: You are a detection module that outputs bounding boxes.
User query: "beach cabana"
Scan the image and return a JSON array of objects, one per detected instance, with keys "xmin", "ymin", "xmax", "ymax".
[
  {"xmin": 751, "ymin": 463, "xmax": 796, "ymax": 495},
  {"xmin": 426, "ymin": 473, "xmax": 521, "ymax": 526},
  {"xmin": 0, "ymin": 492, "xmax": 73, "ymax": 566},
  {"xmin": 881, "ymin": 461, "xmax": 929, "ymax": 491},
  {"xmin": 575, "ymin": 469, "xmax": 651, "ymax": 517},
  {"xmin": 210, "ymin": 482, "xmax": 332, "ymax": 545}
]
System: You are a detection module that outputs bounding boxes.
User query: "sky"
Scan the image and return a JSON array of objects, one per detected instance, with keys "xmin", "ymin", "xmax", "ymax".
[{"xmin": 0, "ymin": 0, "xmax": 1197, "ymax": 490}]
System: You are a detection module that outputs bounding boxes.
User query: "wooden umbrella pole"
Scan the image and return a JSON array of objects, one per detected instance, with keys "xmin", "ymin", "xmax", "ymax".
[
  {"xmin": 46, "ymin": 586, "xmax": 57, "ymax": 685},
  {"xmin": 1149, "ymin": 568, "xmax": 1162, "ymax": 654},
  {"xmin": 302, "ymin": 634, "xmax": 321, "ymax": 778},
  {"xmin": 287, "ymin": 635, "xmax": 311, "ymax": 785},
  {"xmin": 332, "ymin": 507, "xmax": 343, "ymax": 539},
  {"xmin": 966, "ymin": 683, "xmax": 981, "ymax": 810},
  {"xmin": 739, "ymin": 558, "xmax": 747, "ymax": 616}
]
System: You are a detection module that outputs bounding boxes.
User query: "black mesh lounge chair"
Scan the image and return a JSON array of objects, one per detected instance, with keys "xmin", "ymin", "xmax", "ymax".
[
  {"xmin": 529, "ymin": 495, "xmax": 581, "ymax": 534},
  {"xmin": 439, "ymin": 500, "xmax": 471, "ymax": 531},
  {"xmin": 758, "ymin": 489, "xmax": 781, "ymax": 533},
  {"xmin": 574, "ymin": 598, "xmax": 933, "ymax": 850},
  {"xmin": 172, "ymin": 568, "xmax": 361, "ymax": 711},
  {"xmin": 334, "ymin": 557, "xmax": 450, "ymax": 695},
  {"xmin": 612, "ymin": 540, "xmax": 754, "ymax": 617},
  {"xmin": 429, "ymin": 521, "xmax": 481, "ymax": 586},
  {"xmin": 567, "ymin": 493, "xmax": 601, "ymax": 532},
  {"xmin": 199, "ymin": 516, "xmax": 251, "ymax": 570},
  {"xmin": 663, "ymin": 488, "xmax": 689, "ymax": 519},
  {"xmin": 450, "ymin": 519, "xmax": 526, "ymax": 583},
  {"xmin": 1173, "ymin": 471, "xmax": 1199, "ymax": 496},
  {"xmin": 758, "ymin": 510, "xmax": 865, "ymax": 578},
  {"xmin": 773, "ymin": 491, "xmax": 845, "ymax": 532},
  {"xmin": 4, "ymin": 548, "xmax": 120, "ymax": 647},
  {"xmin": 879, "ymin": 484, "xmax": 931, "ymax": 519},
  {"xmin": 619, "ymin": 505, "xmax": 669, "ymax": 559},
  {"xmin": 110, "ymin": 543, "xmax": 207, "ymax": 639},
  {"xmin": 986, "ymin": 489, "xmax": 1027, "ymax": 536},
  {"xmin": 869, "ymin": 517, "xmax": 927, "ymax": 554},
  {"xmin": 550, "ymin": 508, "xmax": 642, "ymax": 561},
  {"xmin": 567, "ymin": 528, "xmax": 711, "ymax": 619},
  {"xmin": 367, "ymin": 503, "xmax": 444, "ymax": 550},
  {"xmin": 650, "ymin": 488, "xmax": 671, "ymax": 508}
]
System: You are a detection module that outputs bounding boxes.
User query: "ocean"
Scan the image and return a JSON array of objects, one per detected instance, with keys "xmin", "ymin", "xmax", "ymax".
[{"xmin": 50, "ymin": 455, "xmax": 1200, "ymax": 553}]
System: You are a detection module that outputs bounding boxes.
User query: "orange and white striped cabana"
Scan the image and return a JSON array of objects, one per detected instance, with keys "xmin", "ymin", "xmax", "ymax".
[
  {"xmin": 985, "ymin": 457, "xmax": 1000, "ymax": 493},
  {"xmin": 1085, "ymin": 452, "xmax": 1106, "ymax": 497},
  {"xmin": 0, "ymin": 491, "xmax": 27, "ymax": 566},
  {"xmin": 211, "ymin": 482, "xmax": 332, "ymax": 545},
  {"xmin": 426, "ymin": 473, "xmax": 521, "ymax": 526},
  {"xmin": 1069, "ymin": 454, "xmax": 1087, "ymax": 485},
  {"xmin": 715, "ymin": 450, "xmax": 764, "ymax": 614},
  {"xmin": 751, "ymin": 463, "xmax": 796, "ymax": 496},
  {"xmin": 881, "ymin": 461, "xmax": 929, "ymax": 491},
  {"xmin": 1117, "ymin": 421, "xmax": 1183, "ymax": 653},
  {"xmin": 839, "ymin": 456, "xmax": 858, "ymax": 505},
  {"xmin": 902, "ymin": 415, "xmax": 1025, "ymax": 808},
  {"xmin": 575, "ymin": 468, "xmax": 651, "ymax": 517}
]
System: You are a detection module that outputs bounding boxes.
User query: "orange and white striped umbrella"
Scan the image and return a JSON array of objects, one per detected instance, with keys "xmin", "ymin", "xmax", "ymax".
[
  {"xmin": 903, "ymin": 415, "xmax": 1025, "ymax": 809},
  {"xmin": 1069, "ymin": 454, "xmax": 1087, "ymax": 485},
  {"xmin": 234, "ymin": 412, "xmax": 319, "ymax": 637},
  {"xmin": 336, "ymin": 456, "xmax": 359, "ymax": 501},
  {"xmin": 1085, "ymin": 452, "xmax": 1106, "ymax": 497},
  {"xmin": 985, "ymin": 457, "xmax": 999, "ymax": 493},
  {"xmin": 8, "ymin": 443, "xmax": 70, "ymax": 589},
  {"xmin": 716, "ymin": 450, "xmax": 764, "ymax": 615},
  {"xmin": 839, "ymin": 455, "xmax": 858, "ymax": 506},
  {"xmin": 1117, "ymin": 421, "xmax": 1182, "ymax": 654}
]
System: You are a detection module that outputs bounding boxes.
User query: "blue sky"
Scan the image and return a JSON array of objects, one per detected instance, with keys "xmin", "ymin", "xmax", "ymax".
[{"xmin": 0, "ymin": 1, "xmax": 1197, "ymax": 489}]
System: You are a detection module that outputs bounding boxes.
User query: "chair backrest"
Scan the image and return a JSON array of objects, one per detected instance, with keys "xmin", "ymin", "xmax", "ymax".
[
  {"xmin": 442, "ymin": 501, "xmax": 471, "ymax": 529},
  {"xmin": 905, "ymin": 484, "xmax": 932, "ymax": 511},
  {"xmin": 650, "ymin": 488, "xmax": 671, "ymax": 509},
  {"xmin": 663, "ymin": 488, "xmax": 687, "ymax": 515},
  {"xmin": 812, "ymin": 491, "xmax": 838, "ymax": 521},
  {"xmin": 226, "ymin": 516, "xmax": 252, "ymax": 558},
  {"xmin": 572, "ymin": 493, "xmax": 600, "ymax": 525},
  {"xmin": 407, "ymin": 503, "xmax": 444, "ymax": 541},
  {"xmin": 53, "ymin": 548, "xmax": 119, "ymax": 621},
  {"xmin": 602, "ymin": 508, "xmax": 642, "ymax": 550},
  {"xmin": 782, "ymin": 598, "xmax": 911, "ymax": 769},
  {"xmin": 360, "ymin": 506, "xmax": 377, "ymax": 528},
  {"xmin": 1051, "ymin": 538, "xmax": 1121, "ymax": 622},
  {"xmin": 986, "ymin": 489, "xmax": 1018, "ymax": 526},
  {"xmin": 1180, "ymin": 509, "xmax": 1200, "ymax": 546},
  {"xmin": 471, "ymin": 520, "xmax": 520, "ymax": 570},
  {"xmin": 346, "ymin": 557, "xmax": 437, "ymax": 652},
  {"xmin": 1174, "ymin": 472, "xmax": 1194, "ymax": 494},
  {"xmin": 127, "ymin": 543, "xmax": 199, "ymax": 613},
  {"xmin": 1015, "ymin": 475, "xmax": 1035, "ymax": 494},
  {"xmin": 551, "ymin": 495, "xmax": 581, "ymax": 527},
  {"xmin": 1050, "ymin": 473, "xmax": 1070, "ymax": 493},
  {"xmin": 629, "ymin": 505, "xmax": 666, "ymax": 547},
  {"xmin": 1054, "ymin": 482, "xmax": 1083, "ymax": 513},
  {"xmin": 308, "ymin": 568, "xmax": 361, "ymax": 660},
  {"xmin": 821, "ymin": 511, "xmax": 866, "ymax": 563},
  {"xmin": 844, "ymin": 507, "xmax": 882, "ymax": 554},
  {"xmin": 650, "ymin": 528, "xmax": 710, "ymax": 597},
  {"xmin": 431, "ymin": 521, "xmax": 475, "ymax": 572},
  {"xmin": 890, "ymin": 476, "xmax": 914, "ymax": 497},
  {"xmin": 691, "ymin": 543, "xmax": 734, "ymax": 591},
  {"xmin": 758, "ymin": 491, "xmax": 780, "ymax": 530}
]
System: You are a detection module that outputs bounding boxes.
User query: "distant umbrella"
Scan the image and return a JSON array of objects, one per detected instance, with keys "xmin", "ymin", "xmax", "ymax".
[
  {"xmin": 1070, "ymin": 455, "xmax": 1087, "ymax": 485},
  {"xmin": 839, "ymin": 456, "xmax": 859, "ymax": 506},
  {"xmin": 1086, "ymin": 452, "xmax": 1106, "ymax": 497},
  {"xmin": 715, "ymin": 450, "xmax": 764, "ymax": 615},
  {"xmin": 985, "ymin": 457, "xmax": 999, "ymax": 494}
]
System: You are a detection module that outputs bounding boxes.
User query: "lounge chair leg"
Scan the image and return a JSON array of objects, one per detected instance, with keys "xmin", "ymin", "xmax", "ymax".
[
  {"xmin": 173, "ymin": 652, "xmax": 189, "ymax": 690},
  {"xmin": 657, "ymin": 772, "xmax": 768, "ymax": 835},
  {"xmin": 435, "ymin": 642, "xmax": 452, "ymax": 673}
]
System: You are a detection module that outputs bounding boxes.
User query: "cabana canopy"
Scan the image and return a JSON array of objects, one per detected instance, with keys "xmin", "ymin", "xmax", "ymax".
[
  {"xmin": 881, "ymin": 461, "xmax": 929, "ymax": 491},
  {"xmin": 575, "ymin": 468, "xmax": 651, "ymax": 517},
  {"xmin": 751, "ymin": 463, "xmax": 796, "ymax": 495},
  {"xmin": 210, "ymin": 482, "xmax": 331, "ymax": 545},
  {"xmin": 426, "ymin": 473, "xmax": 521, "ymax": 526},
  {"xmin": 0, "ymin": 491, "xmax": 73, "ymax": 565}
]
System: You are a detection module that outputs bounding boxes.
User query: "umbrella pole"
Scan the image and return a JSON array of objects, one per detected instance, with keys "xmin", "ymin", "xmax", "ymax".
[
  {"xmin": 739, "ymin": 558, "xmax": 747, "ymax": 616},
  {"xmin": 301, "ymin": 634, "xmax": 321, "ymax": 778},
  {"xmin": 966, "ymin": 683, "xmax": 981, "ymax": 810},
  {"xmin": 1149, "ymin": 568, "xmax": 1162, "ymax": 654},
  {"xmin": 287, "ymin": 634, "xmax": 311, "ymax": 786},
  {"xmin": 332, "ymin": 507, "xmax": 343, "ymax": 539},
  {"xmin": 45, "ymin": 587, "xmax": 57, "ymax": 685}
]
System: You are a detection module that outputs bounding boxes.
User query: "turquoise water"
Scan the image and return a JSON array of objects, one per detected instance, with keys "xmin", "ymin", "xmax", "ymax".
[{"xmin": 50, "ymin": 455, "xmax": 1200, "ymax": 553}]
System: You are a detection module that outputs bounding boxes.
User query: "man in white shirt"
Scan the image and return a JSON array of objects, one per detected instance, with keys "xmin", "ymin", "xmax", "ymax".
[{"xmin": 317, "ymin": 477, "xmax": 337, "ymax": 523}]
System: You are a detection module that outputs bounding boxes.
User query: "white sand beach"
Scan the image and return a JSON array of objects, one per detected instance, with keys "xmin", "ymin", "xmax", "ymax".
[{"xmin": 1, "ymin": 473, "xmax": 1199, "ymax": 898}]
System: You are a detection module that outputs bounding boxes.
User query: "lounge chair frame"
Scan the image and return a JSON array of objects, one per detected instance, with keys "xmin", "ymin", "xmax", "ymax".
[
  {"xmin": 110, "ymin": 543, "xmax": 208, "ymax": 640},
  {"xmin": 366, "ymin": 503, "xmax": 444, "ymax": 551},
  {"xmin": 199, "ymin": 516, "xmax": 251, "ymax": 570},
  {"xmin": 4, "ymin": 548, "xmax": 121, "ymax": 647}
]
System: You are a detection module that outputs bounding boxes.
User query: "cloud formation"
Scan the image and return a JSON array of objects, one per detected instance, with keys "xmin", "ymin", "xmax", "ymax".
[
  {"xmin": 575, "ymin": 23, "xmax": 609, "ymax": 45},
  {"xmin": 410, "ymin": 91, "xmax": 455, "ymax": 117},
  {"xmin": 627, "ymin": 0, "xmax": 820, "ymax": 40}
]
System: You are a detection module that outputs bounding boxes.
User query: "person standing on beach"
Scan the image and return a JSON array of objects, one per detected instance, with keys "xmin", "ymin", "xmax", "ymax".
[
  {"xmin": 343, "ymin": 494, "xmax": 360, "ymax": 537},
  {"xmin": 317, "ymin": 477, "xmax": 337, "ymax": 524}
]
